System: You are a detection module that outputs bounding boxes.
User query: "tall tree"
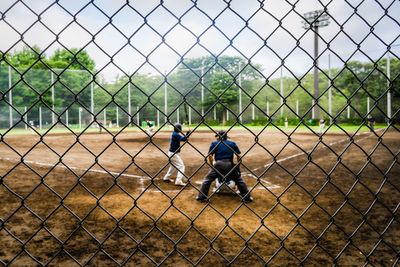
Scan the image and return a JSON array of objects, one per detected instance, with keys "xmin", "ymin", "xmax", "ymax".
[
  {"xmin": 48, "ymin": 48, "xmax": 95, "ymax": 71},
  {"xmin": 204, "ymin": 72, "xmax": 239, "ymax": 124},
  {"xmin": 178, "ymin": 56, "xmax": 263, "ymax": 123},
  {"xmin": 48, "ymin": 48, "xmax": 96, "ymax": 115},
  {"xmin": 8, "ymin": 45, "xmax": 47, "ymax": 69},
  {"xmin": 6, "ymin": 46, "xmax": 52, "ymax": 108},
  {"xmin": 180, "ymin": 55, "xmax": 263, "ymax": 80}
]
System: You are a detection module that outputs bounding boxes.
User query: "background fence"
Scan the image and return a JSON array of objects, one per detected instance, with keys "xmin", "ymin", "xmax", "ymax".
[
  {"xmin": 1, "ymin": 59, "xmax": 398, "ymax": 131},
  {"xmin": 0, "ymin": 0, "xmax": 399, "ymax": 266}
]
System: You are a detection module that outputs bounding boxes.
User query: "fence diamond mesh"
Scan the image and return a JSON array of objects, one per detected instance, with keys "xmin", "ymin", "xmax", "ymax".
[{"xmin": 0, "ymin": 0, "xmax": 399, "ymax": 266}]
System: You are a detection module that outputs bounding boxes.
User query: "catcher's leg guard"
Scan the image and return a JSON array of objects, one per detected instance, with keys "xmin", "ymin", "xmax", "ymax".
[{"xmin": 213, "ymin": 179, "xmax": 238, "ymax": 195}]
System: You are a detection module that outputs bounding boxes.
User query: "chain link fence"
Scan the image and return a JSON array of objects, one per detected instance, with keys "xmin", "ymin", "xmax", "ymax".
[{"xmin": 0, "ymin": 0, "xmax": 399, "ymax": 266}]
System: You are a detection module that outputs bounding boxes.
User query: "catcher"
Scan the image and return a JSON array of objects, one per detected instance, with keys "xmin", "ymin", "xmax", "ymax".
[{"xmin": 196, "ymin": 130, "xmax": 253, "ymax": 202}]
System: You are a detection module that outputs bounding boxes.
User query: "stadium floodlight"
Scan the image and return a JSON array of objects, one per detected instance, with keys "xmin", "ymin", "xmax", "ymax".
[
  {"xmin": 302, "ymin": 10, "xmax": 330, "ymax": 29},
  {"xmin": 302, "ymin": 9, "xmax": 330, "ymax": 119}
]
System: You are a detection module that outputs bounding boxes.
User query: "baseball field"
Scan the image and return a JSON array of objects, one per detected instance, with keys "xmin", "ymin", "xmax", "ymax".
[{"xmin": 0, "ymin": 126, "xmax": 399, "ymax": 266}]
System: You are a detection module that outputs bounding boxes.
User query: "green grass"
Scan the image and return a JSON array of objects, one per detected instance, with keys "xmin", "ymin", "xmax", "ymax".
[
  {"xmin": 0, "ymin": 123, "xmax": 388, "ymax": 136},
  {"xmin": 0, "ymin": 126, "xmax": 140, "ymax": 136},
  {"xmin": 190, "ymin": 123, "xmax": 388, "ymax": 134}
]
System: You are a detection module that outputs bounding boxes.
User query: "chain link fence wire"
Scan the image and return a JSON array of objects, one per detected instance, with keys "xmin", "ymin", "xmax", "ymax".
[{"xmin": 0, "ymin": 0, "xmax": 399, "ymax": 266}]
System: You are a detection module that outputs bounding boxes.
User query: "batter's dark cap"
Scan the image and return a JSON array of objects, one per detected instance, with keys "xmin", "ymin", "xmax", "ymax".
[
  {"xmin": 215, "ymin": 130, "xmax": 228, "ymax": 140},
  {"xmin": 174, "ymin": 123, "xmax": 182, "ymax": 132}
]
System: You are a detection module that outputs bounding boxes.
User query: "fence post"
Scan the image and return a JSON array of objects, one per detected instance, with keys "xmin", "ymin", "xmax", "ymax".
[
  {"xmin": 39, "ymin": 106, "xmax": 42, "ymax": 130},
  {"xmin": 177, "ymin": 107, "xmax": 180, "ymax": 123},
  {"xmin": 157, "ymin": 107, "xmax": 160, "ymax": 127},
  {"xmin": 367, "ymin": 97, "xmax": 370, "ymax": 118},
  {"xmin": 24, "ymin": 106, "xmax": 27, "ymax": 130},
  {"xmin": 213, "ymin": 106, "xmax": 216, "ymax": 121},
  {"xmin": 201, "ymin": 67, "xmax": 204, "ymax": 117},
  {"xmin": 328, "ymin": 54, "xmax": 332, "ymax": 125},
  {"xmin": 252, "ymin": 103, "xmax": 255, "ymax": 120},
  {"xmin": 137, "ymin": 106, "xmax": 140, "ymax": 126},
  {"xmin": 79, "ymin": 107, "xmax": 82, "ymax": 129},
  {"xmin": 116, "ymin": 106, "xmax": 119, "ymax": 128},
  {"xmin": 280, "ymin": 65, "xmax": 284, "ymax": 116},
  {"xmin": 188, "ymin": 106, "xmax": 191, "ymax": 125},
  {"xmin": 128, "ymin": 75, "xmax": 131, "ymax": 125},
  {"xmin": 296, "ymin": 100, "xmax": 299, "ymax": 116},
  {"xmin": 51, "ymin": 72, "xmax": 55, "ymax": 125},
  {"xmin": 267, "ymin": 101, "xmax": 269, "ymax": 116},
  {"xmin": 66, "ymin": 109, "xmax": 69, "ymax": 127},
  {"xmin": 238, "ymin": 62, "xmax": 242, "ymax": 122},
  {"xmin": 227, "ymin": 109, "xmax": 229, "ymax": 121},
  {"xmin": 103, "ymin": 109, "xmax": 106, "ymax": 127},
  {"xmin": 164, "ymin": 71, "xmax": 168, "ymax": 123},
  {"xmin": 91, "ymin": 82, "xmax": 94, "ymax": 123},
  {"xmin": 8, "ymin": 66, "xmax": 12, "ymax": 128},
  {"xmin": 387, "ymin": 53, "xmax": 391, "ymax": 124},
  {"xmin": 347, "ymin": 105, "xmax": 350, "ymax": 119}
]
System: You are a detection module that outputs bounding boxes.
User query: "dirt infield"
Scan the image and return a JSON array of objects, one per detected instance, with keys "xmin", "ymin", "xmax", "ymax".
[{"xmin": 0, "ymin": 128, "xmax": 399, "ymax": 266}]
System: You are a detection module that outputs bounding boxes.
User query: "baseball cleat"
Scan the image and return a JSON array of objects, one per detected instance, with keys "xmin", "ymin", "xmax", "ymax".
[
  {"xmin": 196, "ymin": 196, "xmax": 207, "ymax": 202},
  {"xmin": 174, "ymin": 181, "xmax": 187, "ymax": 186},
  {"xmin": 242, "ymin": 196, "xmax": 254, "ymax": 203}
]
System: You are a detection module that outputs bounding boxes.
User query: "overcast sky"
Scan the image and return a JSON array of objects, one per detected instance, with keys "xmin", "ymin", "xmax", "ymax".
[{"xmin": 0, "ymin": 0, "xmax": 399, "ymax": 81}]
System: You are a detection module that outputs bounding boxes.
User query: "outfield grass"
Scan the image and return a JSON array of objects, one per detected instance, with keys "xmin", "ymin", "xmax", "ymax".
[
  {"xmin": 0, "ymin": 123, "xmax": 389, "ymax": 136},
  {"xmin": 191, "ymin": 123, "xmax": 388, "ymax": 133}
]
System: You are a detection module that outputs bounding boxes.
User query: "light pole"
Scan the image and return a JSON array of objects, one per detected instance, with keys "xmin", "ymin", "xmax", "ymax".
[{"xmin": 302, "ymin": 9, "xmax": 330, "ymax": 120}]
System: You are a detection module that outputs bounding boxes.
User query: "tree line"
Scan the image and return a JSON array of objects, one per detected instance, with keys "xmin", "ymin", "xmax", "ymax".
[{"xmin": 0, "ymin": 46, "xmax": 398, "ymax": 127}]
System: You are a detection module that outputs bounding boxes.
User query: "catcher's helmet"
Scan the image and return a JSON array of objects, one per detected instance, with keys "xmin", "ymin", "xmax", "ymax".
[{"xmin": 215, "ymin": 130, "xmax": 228, "ymax": 140}]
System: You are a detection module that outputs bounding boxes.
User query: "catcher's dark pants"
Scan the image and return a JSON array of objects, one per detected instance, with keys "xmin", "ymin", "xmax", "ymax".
[{"xmin": 198, "ymin": 159, "xmax": 251, "ymax": 200}]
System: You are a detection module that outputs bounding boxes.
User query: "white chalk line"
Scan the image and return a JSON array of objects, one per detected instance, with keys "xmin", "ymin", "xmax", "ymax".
[
  {"xmin": 0, "ymin": 156, "xmax": 176, "ymax": 192},
  {"xmin": 0, "ymin": 156, "xmax": 277, "ymax": 192},
  {"xmin": 0, "ymin": 129, "xmax": 382, "ymax": 194},
  {"xmin": 245, "ymin": 173, "xmax": 281, "ymax": 189},
  {"xmin": 247, "ymin": 128, "xmax": 384, "ymax": 172},
  {"xmin": 0, "ymin": 156, "xmax": 150, "ymax": 180},
  {"xmin": 240, "ymin": 129, "xmax": 385, "ymax": 190}
]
